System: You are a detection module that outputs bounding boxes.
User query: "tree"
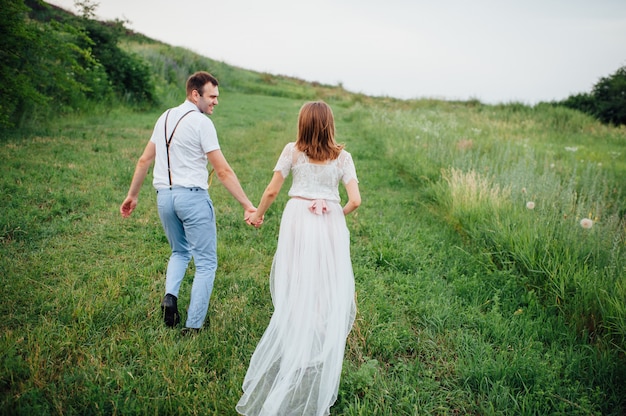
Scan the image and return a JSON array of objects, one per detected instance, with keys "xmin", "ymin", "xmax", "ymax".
[
  {"xmin": 74, "ymin": 0, "xmax": 98, "ymax": 19},
  {"xmin": 592, "ymin": 65, "xmax": 626, "ymax": 126},
  {"xmin": 559, "ymin": 65, "xmax": 626, "ymax": 126}
]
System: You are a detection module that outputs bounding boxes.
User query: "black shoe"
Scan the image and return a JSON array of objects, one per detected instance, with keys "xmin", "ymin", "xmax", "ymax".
[
  {"xmin": 161, "ymin": 294, "xmax": 180, "ymax": 327},
  {"xmin": 180, "ymin": 327, "xmax": 201, "ymax": 336}
]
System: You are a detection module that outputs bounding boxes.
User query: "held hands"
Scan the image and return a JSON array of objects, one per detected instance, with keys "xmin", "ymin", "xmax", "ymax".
[{"xmin": 244, "ymin": 208, "xmax": 264, "ymax": 228}]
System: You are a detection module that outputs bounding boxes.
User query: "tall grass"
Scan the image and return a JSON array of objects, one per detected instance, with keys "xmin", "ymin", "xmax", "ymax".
[
  {"xmin": 376, "ymin": 100, "xmax": 626, "ymax": 351},
  {"xmin": 1, "ymin": 42, "xmax": 625, "ymax": 415}
]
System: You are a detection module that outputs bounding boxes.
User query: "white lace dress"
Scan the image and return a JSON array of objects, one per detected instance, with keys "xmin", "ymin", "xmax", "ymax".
[{"xmin": 236, "ymin": 142, "xmax": 358, "ymax": 416}]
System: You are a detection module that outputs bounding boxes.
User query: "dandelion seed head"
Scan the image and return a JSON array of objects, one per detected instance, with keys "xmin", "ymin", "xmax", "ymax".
[
  {"xmin": 526, "ymin": 201, "xmax": 535, "ymax": 210},
  {"xmin": 521, "ymin": 187, "xmax": 527, "ymax": 194},
  {"xmin": 580, "ymin": 218, "xmax": 593, "ymax": 229}
]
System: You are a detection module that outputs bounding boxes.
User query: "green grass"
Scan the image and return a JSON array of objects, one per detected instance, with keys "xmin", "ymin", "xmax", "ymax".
[{"xmin": 1, "ymin": 42, "xmax": 625, "ymax": 415}]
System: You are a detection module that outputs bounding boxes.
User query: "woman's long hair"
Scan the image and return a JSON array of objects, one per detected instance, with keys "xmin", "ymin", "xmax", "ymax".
[{"xmin": 296, "ymin": 101, "xmax": 344, "ymax": 161}]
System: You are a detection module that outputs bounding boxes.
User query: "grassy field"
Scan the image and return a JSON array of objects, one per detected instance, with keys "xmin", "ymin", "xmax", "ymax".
[{"xmin": 1, "ymin": 41, "xmax": 625, "ymax": 415}]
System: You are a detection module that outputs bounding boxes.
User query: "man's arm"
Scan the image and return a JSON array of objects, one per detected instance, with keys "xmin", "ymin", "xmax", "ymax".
[
  {"xmin": 207, "ymin": 150, "xmax": 255, "ymax": 218},
  {"xmin": 120, "ymin": 141, "xmax": 156, "ymax": 218}
]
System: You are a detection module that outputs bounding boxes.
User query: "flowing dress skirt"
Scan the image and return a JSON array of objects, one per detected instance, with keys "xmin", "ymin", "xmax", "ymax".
[{"xmin": 236, "ymin": 198, "xmax": 356, "ymax": 416}]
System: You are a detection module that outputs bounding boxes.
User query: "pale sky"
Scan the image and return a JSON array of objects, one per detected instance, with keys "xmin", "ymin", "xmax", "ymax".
[{"xmin": 46, "ymin": 0, "xmax": 626, "ymax": 104}]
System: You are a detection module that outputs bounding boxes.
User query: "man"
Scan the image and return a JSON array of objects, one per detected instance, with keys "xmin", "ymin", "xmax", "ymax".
[{"xmin": 120, "ymin": 71, "xmax": 256, "ymax": 335}]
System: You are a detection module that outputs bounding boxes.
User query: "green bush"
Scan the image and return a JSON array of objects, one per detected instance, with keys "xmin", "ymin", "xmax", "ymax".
[
  {"xmin": 0, "ymin": 0, "xmax": 48, "ymax": 127},
  {"xmin": 81, "ymin": 18, "xmax": 157, "ymax": 105},
  {"xmin": 592, "ymin": 65, "xmax": 626, "ymax": 125},
  {"xmin": 0, "ymin": 0, "xmax": 157, "ymax": 127},
  {"xmin": 559, "ymin": 65, "xmax": 626, "ymax": 126},
  {"xmin": 559, "ymin": 92, "xmax": 596, "ymax": 117}
]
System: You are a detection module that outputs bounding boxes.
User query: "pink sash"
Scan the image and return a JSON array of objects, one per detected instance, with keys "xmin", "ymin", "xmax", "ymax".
[
  {"xmin": 308, "ymin": 199, "xmax": 330, "ymax": 215},
  {"xmin": 293, "ymin": 197, "xmax": 331, "ymax": 215}
]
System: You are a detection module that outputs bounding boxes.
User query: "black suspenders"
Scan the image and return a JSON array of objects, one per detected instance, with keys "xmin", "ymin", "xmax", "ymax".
[{"xmin": 163, "ymin": 109, "xmax": 194, "ymax": 189}]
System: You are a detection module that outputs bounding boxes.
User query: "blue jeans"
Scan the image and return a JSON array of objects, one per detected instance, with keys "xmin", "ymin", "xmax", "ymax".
[{"xmin": 157, "ymin": 187, "xmax": 217, "ymax": 328}]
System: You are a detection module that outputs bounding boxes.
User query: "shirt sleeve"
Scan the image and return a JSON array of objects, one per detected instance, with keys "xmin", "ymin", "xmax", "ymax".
[
  {"xmin": 273, "ymin": 142, "xmax": 295, "ymax": 178},
  {"xmin": 340, "ymin": 151, "xmax": 358, "ymax": 184},
  {"xmin": 199, "ymin": 116, "xmax": 220, "ymax": 154},
  {"xmin": 149, "ymin": 112, "xmax": 167, "ymax": 145}
]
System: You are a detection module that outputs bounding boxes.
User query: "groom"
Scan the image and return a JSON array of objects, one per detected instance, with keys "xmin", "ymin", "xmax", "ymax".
[{"xmin": 120, "ymin": 71, "xmax": 256, "ymax": 334}]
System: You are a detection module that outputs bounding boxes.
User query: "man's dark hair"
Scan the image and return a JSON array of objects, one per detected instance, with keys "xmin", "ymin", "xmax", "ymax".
[{"xmin": 186, "ymin": 71, "xmax": 219, "ymax": 96}]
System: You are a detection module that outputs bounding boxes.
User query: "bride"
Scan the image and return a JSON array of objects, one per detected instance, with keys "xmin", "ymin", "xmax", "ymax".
[{"xmin": 237, "ymin": 101, "xmax": 361, "ymax": 416}]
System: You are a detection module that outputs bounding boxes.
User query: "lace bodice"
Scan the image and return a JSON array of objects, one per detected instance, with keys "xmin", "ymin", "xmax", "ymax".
[{"xmin": 274, "ymin": 142, "xmax": 358, "ymax": 202}]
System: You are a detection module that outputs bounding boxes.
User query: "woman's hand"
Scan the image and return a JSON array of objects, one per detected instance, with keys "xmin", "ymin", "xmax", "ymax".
[{"xmin": 246, "ymin": 212, "xmax": 264, "ymax": 228}]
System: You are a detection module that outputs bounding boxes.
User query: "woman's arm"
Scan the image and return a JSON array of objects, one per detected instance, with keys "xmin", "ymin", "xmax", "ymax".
[
  {"xmin": 342, "ymin": 178, "xmax": 361, "ymax": 216},
  {"xmin": 249, "ymin": 171, "xmax": 285, "ymax": 227}
]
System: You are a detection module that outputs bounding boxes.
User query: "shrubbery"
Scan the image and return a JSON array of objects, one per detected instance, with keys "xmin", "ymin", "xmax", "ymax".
[
  {"xmin": 80, "ymin": 18, "xmax": 156, "ymax": 104},
  {"xmin": 559, "ymin": 65, "xmax": 626, "ymax": 126},
  {"xmin": 0, "ymin": 0, "xmax": 156, "ymax": 128},
  {"xmin": 592, "ymin": 65, "xmax": 626, "ymax": 125}
]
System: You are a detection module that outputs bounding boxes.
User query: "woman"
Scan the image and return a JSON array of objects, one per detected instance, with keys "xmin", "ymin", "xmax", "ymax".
[{"xmin": 237, "ymin": 101, "xmax": 361, "ymax": 415}]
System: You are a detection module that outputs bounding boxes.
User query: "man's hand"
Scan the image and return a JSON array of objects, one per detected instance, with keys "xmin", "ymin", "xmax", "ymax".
[
  {"xmin": 245, "ymin": 210, "xmax": 264, "ymax": 228},
  {"xmin": 120, "ymin": 196, "xmax": 137, "ymax": 218}
]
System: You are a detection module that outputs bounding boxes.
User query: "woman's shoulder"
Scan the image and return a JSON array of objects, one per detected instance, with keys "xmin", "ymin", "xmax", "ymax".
[
  {"xmin": 338, "ymin": 148, "xmax": 353, "ymax": 160},
  {"xmin": 278, "ymin": 142, "xmax": 298, "ymax": 158}
]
